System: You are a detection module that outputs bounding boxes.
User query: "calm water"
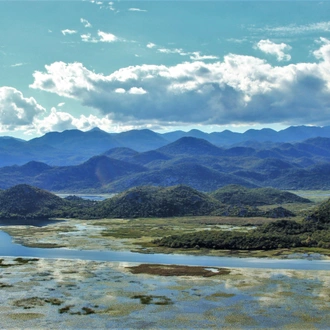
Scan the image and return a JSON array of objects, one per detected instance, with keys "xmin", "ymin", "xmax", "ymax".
[{"xmin": 1, "ymin": 230, "xmax": 330, "ymax": 270}]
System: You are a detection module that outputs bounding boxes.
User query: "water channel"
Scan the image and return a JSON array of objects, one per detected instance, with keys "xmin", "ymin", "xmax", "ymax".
[{"xmin": 1, "ymin": 230, "xmax": 330, "ymax": 270}]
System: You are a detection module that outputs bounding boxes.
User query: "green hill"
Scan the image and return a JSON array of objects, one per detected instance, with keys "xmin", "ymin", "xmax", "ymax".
[
  {"xmin": 210, "ymin": 185, "xmax": 311, "ymax": 206},
  {"xmin": 309, "ymin": 198, "xmax": 330, "ymax": 224},
  {"xmin": 94, "ymin": 185, "xmax": 221, "ymax": 218},
  {"xmin": 0, "ymin": 184, "xmax": 69, "ymax": 218}
]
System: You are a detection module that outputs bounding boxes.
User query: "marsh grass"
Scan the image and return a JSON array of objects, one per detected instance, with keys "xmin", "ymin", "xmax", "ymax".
[
  {"xmin": 14, "ymin": 297, "xmax": 63, "ymax": 309},
  {"xmin": 0, "ymin": 258, "xmax": 39, "ymax": 267},
  {"xmin": 127, "ymin": 264, "xmax": 230, "ymax": 277},
  {"xmin": 132, "ymin": 295, "xmax": 173, "ymax": 305}
]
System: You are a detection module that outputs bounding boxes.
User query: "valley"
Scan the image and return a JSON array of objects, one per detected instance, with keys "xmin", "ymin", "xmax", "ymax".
[{"xmin": 1, "ymin": 127, "xmax": 330, "ymax": 329}]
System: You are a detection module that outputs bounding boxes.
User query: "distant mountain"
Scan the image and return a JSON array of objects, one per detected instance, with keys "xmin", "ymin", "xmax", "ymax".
[
  {"xmin": 103, "ymin": 147, "xmax": 139, "ymax": 161},
  {"xmin": 0, "ymin": 156, "xmax": 146, "ymax": 191},
  {"xmin": 114, "ymin": 129, "xmax": 169, "ymax": 151},
  {"xmin": 103, "ymin": 163, "xmax": 256, "ymax": 192},
  {"xmin": 1, "ymin": 127, "xmax": 330, "ymax": 191},
  {"xmin": 269, "ymin": 163, "xmax": 330, "ymax": 190},
  {"xmin": 1, "ymin": 125, "xmax": 330, "ymax": 167},
  {"xmin": 157, "ymin": 137, "xmax": 224, "ymax": 157}
]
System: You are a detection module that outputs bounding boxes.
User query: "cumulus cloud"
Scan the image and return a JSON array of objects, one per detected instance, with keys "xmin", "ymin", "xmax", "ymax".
[
  {"xmin": 61, "ymin": 29, "xmax": 77, "ymax": 36},
  {"xmin": 80, "ymin": 18, "xmax": 92, "ymax": 28},
  {"xmin": 0, "ymin": 87, "xmax": 45, "ymax": 130},
  {"xmin": 147, "ymin": 43, "xmax": 156, "ymax": 49},
  {"xmin": 256, "ymin": 39, "xmax": 291, "ymax": 61},
  {"xmin": 81, "ymin": 30, "xmax": 118, "ymax": 43},
  {"xmin": 30, "ymin": 40, "xmax": 330, "ymax": 127},
  {"xmin": 33, "ymin": 108, "xmax": 115, "ymax": 134}
]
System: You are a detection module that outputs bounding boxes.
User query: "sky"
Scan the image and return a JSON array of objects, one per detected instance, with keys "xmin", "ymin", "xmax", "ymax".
[{"xmin": 1, "ymin": 1, "xmax": 330, "ymax": 139}]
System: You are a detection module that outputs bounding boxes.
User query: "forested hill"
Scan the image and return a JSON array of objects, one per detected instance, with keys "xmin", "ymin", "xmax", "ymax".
[
  {"xmin": 210, "ymin": 185, "xmax": 311, "ymax": 206},
  {"xmin": 0, "ymin": 184, "xmax": 310, "ymax": 220}
]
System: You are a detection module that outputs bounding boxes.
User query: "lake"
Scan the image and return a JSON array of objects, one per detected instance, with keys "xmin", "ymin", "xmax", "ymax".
[{"xmin": 1, "ymin": 230, "xmax": 330, "ymax": 270}]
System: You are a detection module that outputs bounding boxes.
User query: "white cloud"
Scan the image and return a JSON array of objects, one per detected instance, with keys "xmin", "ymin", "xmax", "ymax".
[
  {"xmin": 253, "ymin": 21, "xmax": 330, "ymax": 35},
  {"xmin": 158, "ymin": 48, "xmax": 186, "ymax": 56},
  {"xmin": 129, "ymin": 8, "xmax": 147, "ymax": 12},
  {"xmin": 97, "ymin": 30, "xmax": 117, "ymax": 42},
  {"xmin": 80, "ymin": 18, "xmax": 92, "ymax": 28},
  {"xmin": 81, "ymin": 30, "xmax": 118, "ymax": 43},
  {"xmin": 57, "ymin": 102, "xmax": 65, "ymax": 107},
  {"xmin": 11, "ymin": 63, "xmax": 24, "ymax": 67},
  {"xmin": 128, "ymin": 87, "xmax": 147, "ymax": 95},
  {"xmin": 61, "ymin": 29, "xmax": 77, "ymax": 36},
  {"xmin": 189, "ymin": 52, "xmax": 219, "ymax": 61},
  {"xmin": 147, "ymin": 43, "xmax": 156, "ymax": 49},
  {"xmin": 81, "ymin": 33, "xmax": 92, "ymax": 43},
  {"xmin": 156, "ymin": 47, "xmax": 217, "ymax": 61},
  {"xmin": 33, "ymin": 108, "xmax": 115, "ymax": 134},
  {"xmin": 0, "ymin": 87, "xmax": 45, "ymax": 130},
  {"xmin": 256, "ymin": 39, "xmax": 292, "ymax": 61},
  {"xmin": 30, "ymin": 40, "xmax": 330, "ymax": 127},
  {"xmin": 108, "ymin": 1, "xmax": 115, "ymax": 11},
  {"xmin": 115, "ymin": 88, "xmax": 126, "ymax": 94}
]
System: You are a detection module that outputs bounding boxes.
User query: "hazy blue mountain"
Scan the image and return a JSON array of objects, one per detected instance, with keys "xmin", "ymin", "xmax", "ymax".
[
  {"xmin": 104, "ymin": 163, "xmax": 256, "ymax": 193},
  {"xmin": 114, "ymin": 129, "xmax": 169, "ymax": 151},
  {"xmin": 157, "ymin": 137, "xmax": 224, "ymax": 157},
  {"xmin": 103, "ymin": 147, "xmax": 139, "ymax": 161},
  {"xmin": 0, "ymin": 156, "xmax": 147, "ymax": 191},
  {"xmin": 1, "ymin": 125, "xmax": 330, "ymax": 167}
]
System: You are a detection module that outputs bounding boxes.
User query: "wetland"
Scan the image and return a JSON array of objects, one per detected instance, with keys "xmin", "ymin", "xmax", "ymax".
[{"xmin": 1, "ymin": 188, "xmax": 330, "ymax": 328}]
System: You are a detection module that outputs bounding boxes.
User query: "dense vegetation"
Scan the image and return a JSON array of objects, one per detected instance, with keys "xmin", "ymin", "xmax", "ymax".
[
  {"xmin": 155, "ymin": 202, "xmax": 330, "ymax": 251},
  {"xmin": 210, "ymin": 185, "xmax": 310, "ymax": 206},
  {"xmin": 3, "ymin": 183, "xmax": 330, "ymax": 252},
  {"xmin": 155, "ymin": 219, "xmax": 330, "ymax": 250},
  {"xmin": 0, "ymin": 184, "xmax": 304, "ymax": 220},
  {"xmin": 92, "ymin": 185, "xmax": 221, "ymax": 218}
]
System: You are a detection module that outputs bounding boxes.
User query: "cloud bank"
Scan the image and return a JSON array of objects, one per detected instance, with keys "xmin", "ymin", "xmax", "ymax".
[
  {"xmin": 0, "ymin": 87, "xmax": 45, "ymax": 130},
  {"xmin": 30, "ymin": 40, "xmax": 330, "ymax": 127}
]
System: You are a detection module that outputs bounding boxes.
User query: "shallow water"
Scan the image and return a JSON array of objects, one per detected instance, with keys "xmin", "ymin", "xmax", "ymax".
[{"xmin": 1, "ymin": 230, "xmax": 330, "ymax": 270}]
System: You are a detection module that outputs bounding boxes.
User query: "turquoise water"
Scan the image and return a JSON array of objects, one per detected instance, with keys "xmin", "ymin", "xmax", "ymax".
[{"xmin": 1, "ymin": 230, "xmax": 330, "ymax": 270}]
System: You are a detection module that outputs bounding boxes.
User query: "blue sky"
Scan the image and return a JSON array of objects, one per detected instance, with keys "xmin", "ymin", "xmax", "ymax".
[{"xmin": 1, "ymin": 1, "xmax": 330, "ymax": 139}]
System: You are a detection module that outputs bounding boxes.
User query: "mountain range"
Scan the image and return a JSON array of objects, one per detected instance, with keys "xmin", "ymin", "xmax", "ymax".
[
  {"xmin": 2, "ymin": 125, "xmax": 330, "ymax": 167},
  {"xmin": 0, "ymin": 130, "xmax": 330, "ymax": 191}
]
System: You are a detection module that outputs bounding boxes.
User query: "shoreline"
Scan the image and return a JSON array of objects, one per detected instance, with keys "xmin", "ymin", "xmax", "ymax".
[{"xmin": 1, "ymin": 218, "xmax": 330, "ymax": 261}]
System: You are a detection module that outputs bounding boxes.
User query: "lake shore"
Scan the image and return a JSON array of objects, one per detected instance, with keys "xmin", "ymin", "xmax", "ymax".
[{"xmin": 2, "ymin": 218, "xmax": 330, "ymax": 260}]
